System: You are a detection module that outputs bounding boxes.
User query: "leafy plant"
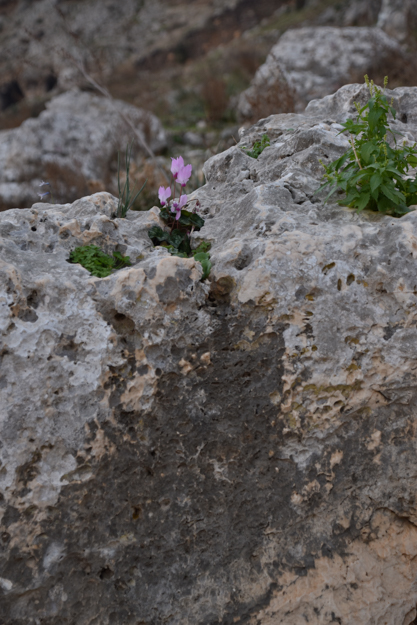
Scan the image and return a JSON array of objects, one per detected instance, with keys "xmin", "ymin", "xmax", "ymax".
[
  {"xmin": 117, "ymin": 141, "xmax": 147, "ymax": 218},
  {"xmin": 148, "ymin": 156, "xmax": 211, "ymax": 280},
  {"xmin": 242, "ymin": 134, "xmax": 270, "ymax": 159},
  {"xmin": 319, "ymin": 76, "xmax": 417, "ymax": 216},
  {"xmin": 148, "ymin": 214, "xmax": 212, "ymax": 279},
  {"xmin": 148, "ymin": 155, "xmax": 212, "ymax": 280},
  {"xmin": 69, "ymin": 245, "xmax": 131, "ymax": 278},
  {"xmin": 193, "ymin": 250, "xmax": 212, "ymax": 280}
]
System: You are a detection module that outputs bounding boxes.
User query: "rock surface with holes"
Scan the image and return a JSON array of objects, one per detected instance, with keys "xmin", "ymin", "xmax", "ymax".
[
  {"xmin": 238, "ymin": 26, "xmax": 408, "ymax": 119},
  {"xmin": 3, "ymin": 83, "xmax": 417, "ymax": 625},
  {"xmin": 0, "ymin": 89, "xmax": 166, "ymax": 210}
]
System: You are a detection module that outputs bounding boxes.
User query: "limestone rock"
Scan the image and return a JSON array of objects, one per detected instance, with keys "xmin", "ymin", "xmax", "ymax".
[
  {"xmin": 377, "ymin": 0, "xmax": 417, "ymax": 42},
  {"xmin": 0, "ymin": 89, "xmax": 166, "ymax": 210},
  {"xmin": 238, "ymin": 27, "xmax": 407, "ymax": 119},
  {"xmin": 0, "ymin": 0, "xmax": 274, "ymax": 106},
  {"xmin": 341, "ymin": 0, "xmax": 382, "ymax": 26},
  {"xmin": 304, "ymin": 81, "xmax": 417, "ymax": 124},
  {"xmin": 3, "ymin": 84, "xmax": 417, "ymax": 624}
]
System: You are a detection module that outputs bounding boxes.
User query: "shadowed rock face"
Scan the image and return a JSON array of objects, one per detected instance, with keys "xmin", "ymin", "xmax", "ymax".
[{"xmin": 3, "ymin": 84, "xmax": 417, "ymax": 624}]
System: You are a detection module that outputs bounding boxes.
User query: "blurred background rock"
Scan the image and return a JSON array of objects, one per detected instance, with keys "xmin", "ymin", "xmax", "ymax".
[{"xmin": 0, "ymin": 0, "xmax": 416, "ymax": 210}]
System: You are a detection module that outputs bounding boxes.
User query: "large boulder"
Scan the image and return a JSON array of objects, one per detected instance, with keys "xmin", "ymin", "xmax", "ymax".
[
  {"xmin": 238, "ymin": 26, "xmax": 408, "ymax": 120},
  {"xmin": 3, "ymin": 83, "xmax": 417, "ymax": 624},
  {"xmin": 0, "ymin": 89, "xmax": 167, "ymax": 210}
]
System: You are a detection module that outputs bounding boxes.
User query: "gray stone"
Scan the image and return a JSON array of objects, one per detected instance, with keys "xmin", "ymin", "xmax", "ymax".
[
  {"xmin": 377, "ymin": 0, "xmax": 417, "ymax": 42},
  {"xmin": 3, "ymin": 84, "xmax": 417, "ymax": 624},
  {"xmin": 0, "ymin": 89, "xmax": 167, "ymax": 210},
  {"xmin": 183, "ymin": 130, "xmax": 205, "ymax": 147},
  {"xmin": 238, "ymin": 26, "xmax": 407, "ymax": 119}
]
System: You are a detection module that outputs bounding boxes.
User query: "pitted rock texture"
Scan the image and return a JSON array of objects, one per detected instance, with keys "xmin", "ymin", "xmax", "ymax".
[
  {"xmin": 237, "ymin": 26, "xmax": 407, "ymax": 119},
  {"xmin": 0, "ymin": 89, "xmax": 166, "ymax": 210},
  {"xmin": 2, "ymin": 84, "xmax": 417, "ymax": 624}
]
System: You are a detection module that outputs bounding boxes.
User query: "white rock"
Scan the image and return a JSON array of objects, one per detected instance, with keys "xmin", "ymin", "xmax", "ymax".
[
  {"xmin": 0, "ymin": 89, "xmax": 167, "ymax": 210},
  {"xmin": 238, "ymin": 27, "xmax": 407, "ymax": 119},
  {"xmin": 2, "ymin": 85, "xmax": 417, "ymax": 625}
]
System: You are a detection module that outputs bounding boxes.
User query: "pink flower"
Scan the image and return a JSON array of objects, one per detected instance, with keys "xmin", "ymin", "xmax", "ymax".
[
  {"xmin": 177, "ymin": 164, "xmax": 192, "ymax": 187},
  {"xmin": 178, "ymin": 194, "xmax": 188, "ymax": 209},
  {"xmin": 171, "ymin": 156, "xmax": 185, "ymax": 179},
  {"xmin": 171, "ymin": 194, "xmax": 188, "ymax": 220},
  {"xmin": 158, "ymin": 186, "xmax": 171, "ymax": 206}
]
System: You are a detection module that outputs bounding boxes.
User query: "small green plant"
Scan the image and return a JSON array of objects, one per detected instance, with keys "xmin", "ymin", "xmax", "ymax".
[
  {"xmin": 69, "ymin": 245, "xmax": 131, "ymax": 278},
  {"xmin": 242, "ymin": 134, "xmax": 270, "ymax": 159},
  {"xmin": 117, "ymin": 141, "xmax": 147, "ymax": 218},
  {"xmin": 319, "ymin": 76, "xmax": 417, "ymax": 216},
  {"xmin": 193, "ymin": 247, "xmax": 212, "ymax": 280},
  {"xmin": 148, "ymin": 156, "xmax": 212, "ymax": 280}
]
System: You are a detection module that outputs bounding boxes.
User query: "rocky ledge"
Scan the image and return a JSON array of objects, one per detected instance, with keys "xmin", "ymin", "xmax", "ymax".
[{"xmin": 2, "ymin": 83, "xmax": 417, "ymax": 625}]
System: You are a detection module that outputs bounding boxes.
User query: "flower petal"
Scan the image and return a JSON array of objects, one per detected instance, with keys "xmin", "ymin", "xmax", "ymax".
[
  {"xmin": 179, "ymin": 194, "xmax": 188, "ymax": 209},
  {"xmin": 176, "ymin": 164, "xmax": 192, "ymax": 185},
  {"xmin": 158, "ymin": 186, "xmax": 171, "ymax": 205},
  {"xmin": 171, "ymin": 156, "xmax": 184, "ymax": 177}
]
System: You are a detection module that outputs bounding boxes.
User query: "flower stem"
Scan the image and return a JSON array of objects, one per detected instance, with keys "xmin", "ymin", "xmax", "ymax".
[{"xmin": 350, "ymin": 134, "xmax": 362, "ymax": 170}]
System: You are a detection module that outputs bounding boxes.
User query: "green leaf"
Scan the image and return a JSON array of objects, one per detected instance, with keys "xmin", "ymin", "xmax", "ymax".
[
  {"xmin": 344, "ymin": 189, "xmax": 360, "ymax": 205},
  {"xmin": 116, "ymin": 141, "xmax": 147, "ymax": 218},
  {"xmin": 68, "ymin": 245, "xmax": 130, "ymax": 278},
  {"xmin": 178, "ymin": 236, "xmax": 192, "ymax": 256},
  {"xmin": 355, "ymin": 192, "xmax": 370, "ymax": 212},
  {"xmin": 159, "ymin": 207, "xmax": 171, "ymax": 222},
  {"xmin": 367, "ymin": 107, "xmax": 384, "ymax": 131},
  {"xmin": 112, "ymin": 251, "xmax": 132, "ymax": 270},
  {"xmin": 148, "ymin": 225, "xmax": 169, "ymax": 241},
  {"xmin": 168, "ymin": 248, "xmax": 188, "ymax": 258},
  {"xmin": 360, "ymin": 142, "xmax": 376, "ymax": 163},
  {"xmin": 194, "ymin": 252, "xmax": 212, "ymax": 280},
  {"xmin": 381, "ymin": 183, "xmax": 405, "ymax": 204},
  {"xmin": 333, "ymin": 152, "xmax": 351, "ymax": 171},
  {"xmin": 169, "ymin": 229, "xmax": 188, "ymax": 249},
  {"xmin": 241, "ymin": 134, "xmax": 270, "ymax": 159},
  {"xmin": 370, "ymin": 173, "xmax": 382, "ymax": 193},
  {"xmin": 324, "ymin": 185, "xmax": 339, "ymax": 203},
  {"xmin": 385, "ymin": 166, "xmax": 404, "ymax": 178},
  {"xmin": 193, "ymin": 241, "xmax": 212, "ymax": 254},
  {"xmin": 177, "ymin": 209, "xmax": 205, "ymax": 229}
]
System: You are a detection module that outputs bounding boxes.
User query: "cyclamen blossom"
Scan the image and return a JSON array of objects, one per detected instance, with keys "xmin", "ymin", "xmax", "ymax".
[
  {"xmin": 171, "ymin": 194, "xmax": 187, "ymax": 220},
  {"xmin": 176, "ymin": 163, "xmax": 192, "ymax": 187},
  {"xmin": 171, "ymin": 156, "xmax": 185, "ymax": 179},
  {"xmin": 158, "ymin": 186, "xmax": 171, "ymax": 206}
]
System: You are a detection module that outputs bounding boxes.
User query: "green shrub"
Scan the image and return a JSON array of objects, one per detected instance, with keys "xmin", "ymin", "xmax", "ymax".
[
  {"xmin": 319, "ymin": 76, "xmax": 417, "ymax": 216},
  {"xmin": 69, "ymin": 245, "xmax": 131, "ymax": 278}
]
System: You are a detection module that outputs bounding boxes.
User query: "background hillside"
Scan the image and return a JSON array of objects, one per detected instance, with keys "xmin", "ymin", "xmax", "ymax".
[{"xmin": 0, "ymin": 0, "xmax": 415, "ymax": 208}]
